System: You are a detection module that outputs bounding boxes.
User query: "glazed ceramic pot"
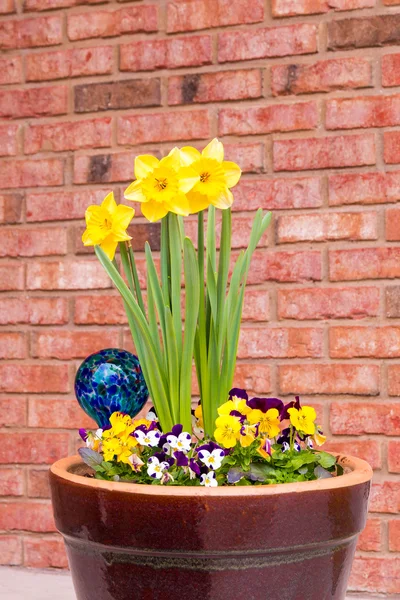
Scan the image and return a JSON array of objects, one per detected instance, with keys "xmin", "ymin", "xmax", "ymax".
[{"xmin": 50, "ymin": 454, "xmax": 372, "ymax": 600}]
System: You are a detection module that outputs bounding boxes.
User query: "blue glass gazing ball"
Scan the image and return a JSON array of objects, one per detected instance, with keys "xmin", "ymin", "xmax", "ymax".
[{"xmin": 75, "ymin": 348, "xmax": 148, "ymax": 428}]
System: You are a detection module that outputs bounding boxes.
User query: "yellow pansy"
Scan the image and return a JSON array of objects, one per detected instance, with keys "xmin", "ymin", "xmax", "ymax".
[
  {"xmin": 239, "ymin": 424, "xmax": 257, "ymax": 448},
  {"xmin": 82, "ymin": 192, "xmax": 135, "ymax": 260},
  {"xmin": 214, "ymin": 414, "xmax": 241, "ymax": 448},
  {"xmin": 124, "ymin": 148, "xmax": 199, "ymax": 222},
  {"xmin": 313, "ymin": 425, "xmax": 326, "ymax": 447},
  {"xmin": 218, "ymin": 398, "xmax": 251, "ymax": 417},
  {"xmin": 248, "ymin": 408, "xmax": 281, "ymax": 439},
  {"xmin": 102, "ymin": 437, "xmax": 123, "ymax": 462},
  {"xmin": 194, "ymin": 404, "xmax": 204, "ymax": 427},
  {"xmin": 288, "ymin": 406, "xmax": 316, "ymax": 436},
  {"xmin": 179, "ymin": 138, "xmax": 241, "ymax": 213}
]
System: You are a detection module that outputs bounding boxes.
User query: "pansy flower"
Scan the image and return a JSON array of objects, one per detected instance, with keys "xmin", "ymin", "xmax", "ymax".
[
  {"xmin": 278, "ymin": 428, "xmax": 301, "ymax": 452},
  {"xmin": 248, "ymin": 408, "xmax": 281, "ymax": 439},
  {"xmin": 174, "ymin": 451, "xmax": 201, "ymax": 478},
  {"xmin": 239, "ymin": 423, "xmax": 258, "ymax": 448},
  {"xmin": 312, "ymin": 425, "xmax": 326, "ymax": 447},
  {"xmin": 246, "ymin": 396, "xmax": 284, "ymax": 415},
  {"xmin": 214, "ymin": 415, "xmax": 241, "ymax": 448},
  {"xmin": 229, "ymin": 388, "xmax": 248, "ymax": 402},
  {"xmin": 288, "ymin": 406, "xmax": 316, "ymax": 436},
  {"xmin": 79, "ymin": 428, "xmax": 103, "ymax": 452},
  {"xmin": 200, "ymin": 471, "xmax": 218, "ymax": 487},
  {"xmin": 281, "ymin": 396, "xmax": 301, "ymax": 421},
  {"xmin": 147, "ymin": 456, "xmax": 170, "ymax": 480},
  {"xmin": 166, "ymin": 427, "xmax": 192, "ymax": 453},
  {"xmin": 134, "ymin": 428, "xmax": 161, "ymax": 447},
  {"xmin": 218, "ymin": 398, "xmax": 251, "ymax": 419},
  {"xmin": 257, "ymin": 438, "xmax": 272, "ymax": 460},
  {"xmin": 197, "ymin": 446, "xmax": 225, "ymax": 470}
]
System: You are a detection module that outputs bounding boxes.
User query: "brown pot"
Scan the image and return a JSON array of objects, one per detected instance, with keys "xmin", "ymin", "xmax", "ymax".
[{"xmin": 50, "ymin": 454, "xmax": 372, "ymax": 600}]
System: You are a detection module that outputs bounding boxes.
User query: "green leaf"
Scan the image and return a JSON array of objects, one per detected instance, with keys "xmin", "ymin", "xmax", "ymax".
[
  {"xmin": 317, "ymin": 452, "xmax": 337, "ymax": 469},
  {"xmin": 78, "ymin": 448, "xmax": 103, "ymax": 468},
  {"xmin": 168, "ymin": 213, "xmax": 183, "ymax": 357}
]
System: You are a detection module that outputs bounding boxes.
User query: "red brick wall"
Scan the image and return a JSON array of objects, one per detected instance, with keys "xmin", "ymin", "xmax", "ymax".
[{"xmin": 0, "ymin": 0, "xmax": 399, "ymax": 593}]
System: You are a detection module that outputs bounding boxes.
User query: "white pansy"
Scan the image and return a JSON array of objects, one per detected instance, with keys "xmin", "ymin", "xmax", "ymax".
[
  {"xmin": 200, "ymin": 471, "xmax": 218, "ymax": 487},
  {"xmin": 134, "ymin": 429, "xmax": 160, "ymax": 447},
  {"xmin": 166, "ymin": 431, "xmax": 192, "ymax": 453},
  {"xmin": 146, "ymin": 410, "xmax": 158, "ymax": 422},
  {"xmin": 198, "ymin": 449, "xmax": 225, "ymax": 471},
  {"xmin": 147, "ymin": 456, "xmax": 169, "ymax": 480}
]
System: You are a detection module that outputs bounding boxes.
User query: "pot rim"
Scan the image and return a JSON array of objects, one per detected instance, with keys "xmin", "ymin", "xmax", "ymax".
[{"xmin": 51, "ymin": 454, "xmax": 372, "ymax": 497}]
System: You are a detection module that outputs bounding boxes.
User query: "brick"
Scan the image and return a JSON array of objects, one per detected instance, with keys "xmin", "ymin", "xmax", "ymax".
[
  {"xmin": 0, "ymin": 469, "xmax": 24, "ymax": 496},
  {"xmin": 0, "ymin": 86, "xmax": 67, "ymax": 119},
  {"xmin": 272, "ymin": 0, "xmax": 374, "ymax": 16},
  {"xmin": 271, "ymin": 58, "xmax": 372, "ymax": 96},
  {"xmin": 219, "ymin": 102, "xmax": 317, "ymax": 136},
  {"xmin": 331, "ymin": 403, "xmax": 400, "ymax": 435},
  {"xmin": 250, "ymin": 250, "xmax": 321, "ymax": 284},
  {"xmin": 167, "ymin": 0, "xmax": 264, "ymax": 33},
  {"xmin": 186, "ymin": 215, "xmax": 269, "ymax": 250},
  {"xmin": 239, "ymin": 327, "xmax": 323, "ymax": 359},
  {"xmin": 228, "ymin": 363, "xmax": 271, "ymax": 394},
  {"xmin": 0, "ymin": 159, "xmax": 63, "ymax": 189},
  {"xmin": 74, "ymin": 79, "xmax": 161, "ymax": 113},
  {"xmin": 384, "ymin": 0, "xmax": 400, "ymax": 3},
  {"xmin": 388, "ymin": 441, "xmax": 400, "ymax": 473},
  {"xmin": 68, "ymin": 5, "xmax": 158, "ymax": 41},
  {"xmin": 330, "ymin": 248, "xmax": 400, "ymax": 281},
  {"xmin": 274, "ymin": 133, "xmax": 375, "ymax": 171},
  {"xmin": 26, "ymin": 46, "xmax": 113, "ymax": 82},
  {"xmin": 386, "ymin": 207, "xmax": 400, "ymax": 241},
  {"xmin": 0, "ymin": 297, "xmax": 68, "ymax": 325},
  {"xmin": 0, "ymin": 432, "xmax": 69, "ymax": 464},
  {"xmin": 278, "ymin": 287, "xmax": 379, "ymax": 320},
  {"xmin": 74, "ymin": 152, "xmax": 137, "ymax": 184},
  {"xmin": 0, "ymin": 0, "xmax": 15, "ymax": 13},
  {"xmin": 32, "ymin": 330, "xmax": 119, "ymax": 359},
  {"xmin": 357, "ymin": 519, "xmax": 382, "ymax": 552},
  {"xmin": 234, "ymin": 178, "xmax": 322, "ymax": 211},
  {"xmin": 241, "ymin": 290, "xmax": 270, "ymax": 322},
  {"xmin": 0, "ymin": 16, "xmax": 62, "ymax": 50},
  {"xmin": 27, "ymin": 470, "xmax": 50, "ymax": 498},
  {"xmin": 0, "ymin": 264, "xmax": 24, "ymax": 291},
  {"xmin": 24, "ymin": 118, "xmax": 112, "ymax": 154},
  {"xmin": 389, "ymin": 521, "xmax": 400, "ymax": 551},
  {"xmin": 29, "ymin": 399, "xmax": 95, "ymax": 429},
  {"xmin": 0, "ymin": 227, "xmax": 67, "ymax": 257},
  {"xmin": 330, "ymin": 326, "xmax": 400, "ymax": 358},
  {"xmin": 117, "ymin": 110, "xmax": 210, "ymax": 145},
  {"xmin": 328, "ymin": 15, "xmax": 400, "ymax": 51},
  {"xmin": 384, "ymin": 131, "xmax": 400, "ymax": 164},
  {"xmin": 382, "ymin": 53, "xmax": 400, "ymax": 87},
  {"xmin": 388, "ymin": 364, "xmax": 400, "ymax": 395},
  {"xmin": 0, "ymin": 502, "xmax": 55, "ymax": 532},
  {"xmin": 218, "ymin": 24, "xmax": 317, "ymax": 63},
  {"xmin": 0, "ymin": 193, "xmax": 23, "ymax": 224},
  {"xmin": 0, "ymin": 398, "xmax": 27, "ymax": 427},
  {"xmin": 0, "ymin": 333, "xmax": 26, "ymax": 359},
  {"xmin": 0, "ymin": 537, "xmax": 22, "ymax": 566},
  {"xmin": 0, "ymin": 365, "xmax": 69, "ymax": 394},
  {"xmin": 120, "ymin": 36, "xmax": 212, "ymax": 72},
  {"xmin": 74, "ymin": 294, "xmax": 127, "ymax": 324},
  {"xmin": 370, "ymin": 482, "xmax": 400, "ymax": 514},
  {"xmin": 329, "ymin": 171, "xmax": 400, "ymax": 206},
  {"xmin": 0, "ymin": 56, "xmax": 22, "ymax": 85},
  {"xmin": 27, "ymin": 188, "xmax": 108, "ymax": 222},
  {"xmin": 324, "ymin": 441, "xmax": 381, "ymax": 470},
  {"xmin": 279, "ymin": 364, "xmax": 379, "ymax": 395},
  {"xmin": 327, "ymin": 94, "xmax": 400, "ymax": 130},
  {"xmin": 27, "ymin": 260, "xmax": 111, "ymax": 290},
  {"xmin": 223, "ymin": 144, "xmax": 264, "ymax": 174},
  {"xmin": 169, "ymin": 69, "xmax": 262, "ymax": 106},
  {"xmin": 76, "ymin": 221, "xmax": 160, "ymax": 253},
  {"xmin": 24, "ymin": 537, "xmax": 68, "ymax": 569},
  {"xmin": 277, "ymin": 212, "xmax": 377, "ymax": 244},
  {"xmin": 24, "ymin": 0, "xmax": 105, "ymax": 10},
  {"xmin": 0, "ymin": 124, "xmax": 18, "ymax": 157}
]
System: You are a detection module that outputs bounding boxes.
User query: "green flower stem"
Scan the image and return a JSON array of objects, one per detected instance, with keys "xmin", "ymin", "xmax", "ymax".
[{"xmin": 127, "ymin": 243, "xmax": 145, "ymax": 314}]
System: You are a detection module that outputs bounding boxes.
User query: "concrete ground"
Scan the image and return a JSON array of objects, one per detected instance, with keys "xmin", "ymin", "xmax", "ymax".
[{"xmin": 0, "ymin": 567, "xmax": 392, "ymax": 599}]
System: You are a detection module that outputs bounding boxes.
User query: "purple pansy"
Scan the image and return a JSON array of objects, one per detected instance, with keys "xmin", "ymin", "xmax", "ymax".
[
  {"xmin": 247, "ymin": 396, "xmax": 284, "ymax": 414},
  {"xmin": 280, "ymin": 396, "xmax": 301, "ymax": 421},
  {"xmin": 229, "ymin": 387, "xmax": 248, "ymax": 401},
  {"xmin": 79, "ymin": 428, "xmax": 88, "ymax": 442}
]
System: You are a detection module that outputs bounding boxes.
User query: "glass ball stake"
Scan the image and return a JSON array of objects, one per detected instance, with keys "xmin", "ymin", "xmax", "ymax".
[{"xmin": 75, "ymin": 348, "xmax": 149, "ymax": 428}]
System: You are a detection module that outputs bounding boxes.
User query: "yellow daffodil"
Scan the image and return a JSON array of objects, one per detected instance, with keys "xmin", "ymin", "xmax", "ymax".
[
  {"xmin": 288, "ymin": 406, "xmax": 316, "ymax": 436},
  {"xmin": 82, "ymin": 192, "xmax": 134, "ymax": 260},
  {"xmin": 214, "ymin": 414, "xmax": 241, "ymax": 448},
  {"xmin": 218, "ymin": 398, "xmax": 251, "ymax": 417},
  {"xmin": 179, "ymin": 138, "xmax": 241, "ymax": 213},
  {"xmin": 248, "ymin": 408, "xmax": 281, "ymax": 439},
  {"xmin": 124, "ymin": 148, "xmax": 199, "ymax": 222}
]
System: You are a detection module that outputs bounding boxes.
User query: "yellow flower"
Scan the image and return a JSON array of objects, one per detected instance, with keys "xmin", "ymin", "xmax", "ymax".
[
  {"xmin": 102, "ymin": 437, "xmax": 123, "ymax": 462},
  {"xmin": 194, "ymin": 404, "xmax": 204, "ymax": 428},
  {"xmin": 82, "ymin": 192, "xmax": 135, "ymax": 260},
  {"xmin": 248, "ymin": 408, "xmax": 281, "ymax": 439},
  {"xmin": 239, "ymin": 424, "xmax": 257, "ymax": 448},
  {"xmin": 288, "ymin": 406, "xmax": 316, "ymax": 436},
  {"xmin": 218, "ymin": 398, "xmax": 251, "ymax": 417},
  {"xmin": 124, "ymin": 148, "xmax": 199, "ymax": 222},
  {"xmin": 179, "ymin": 138, "xmax": 241, "ymax": 213},
  {"xmin": 313, "ymin": 425, "xmax": 326, "ymax": 447},
  {"xmin": 214, "ymin": 415, "xmax": 241, "ymax": 448}
]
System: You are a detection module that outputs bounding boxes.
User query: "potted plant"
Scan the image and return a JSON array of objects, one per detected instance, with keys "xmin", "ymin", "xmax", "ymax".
[{"xmin": 50, "ymin": 139, "xmax": 372, "ymax": 600}]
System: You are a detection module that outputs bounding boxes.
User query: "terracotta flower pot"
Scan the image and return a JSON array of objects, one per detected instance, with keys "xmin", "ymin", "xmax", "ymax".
[{"xmin": 50, "ymin": 454, "xmax": 372, "ymax": 600}]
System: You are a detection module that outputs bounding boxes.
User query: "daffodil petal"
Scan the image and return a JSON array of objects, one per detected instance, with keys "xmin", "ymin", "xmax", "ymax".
[
  {"xmin": 124, "ymin": 180, "xmax": 147, "ymax": 203},
  {"xmin": 110, "ymin": 228, "xmax": 132, "ymax": 242},
  {"xmin": 186, "ymin": 191, "xmax": 210, "ymax": 214},
  {"xmin": 222, "ymin": 161, "xmax": 242, "ymax": 188},
  {"xmin": 141, "ymin": 201, "xmax": 169, "ymax": 222},
  {"xmin": 202, "ymin": 138, "xmax": 224, "ymax": 163},
  {"xmin": 161, "ymin": 147, "xmax": 181, "ymax": 171},
  {"xmin": 84, "ymin": 205, "xmax": 103, "ymax": 226},
  {"xmin": 180, "ymin": 146, "xmax": 201, "ymax": 166},
  {"xmin": 212, "ymin": 187, "xmax": 233, "ymax": 210},
  {"xmin": 134, "ymin": 155, "xmax": 159, "ymax": 180},
  {"xmin": 114, "ymin": 204, "xmax": 135, "ymax": 230},
  {"xmin": 100, "ymin": 236, "xmax": 119, "ymax": 260},
  {"xmin": 82, "ymin": 229, "xmax": 95, "ymax": 246},
  {"xmin": 101, "ymin": 192, "xmax": 117, "ymax": 215},
  {"xmin": 167, "ymin": 193, "xmax": 190, "ymax": 217},
  {"xmin": 178, "ymin": 166, "xmax": 200, "ymax": 194}
]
